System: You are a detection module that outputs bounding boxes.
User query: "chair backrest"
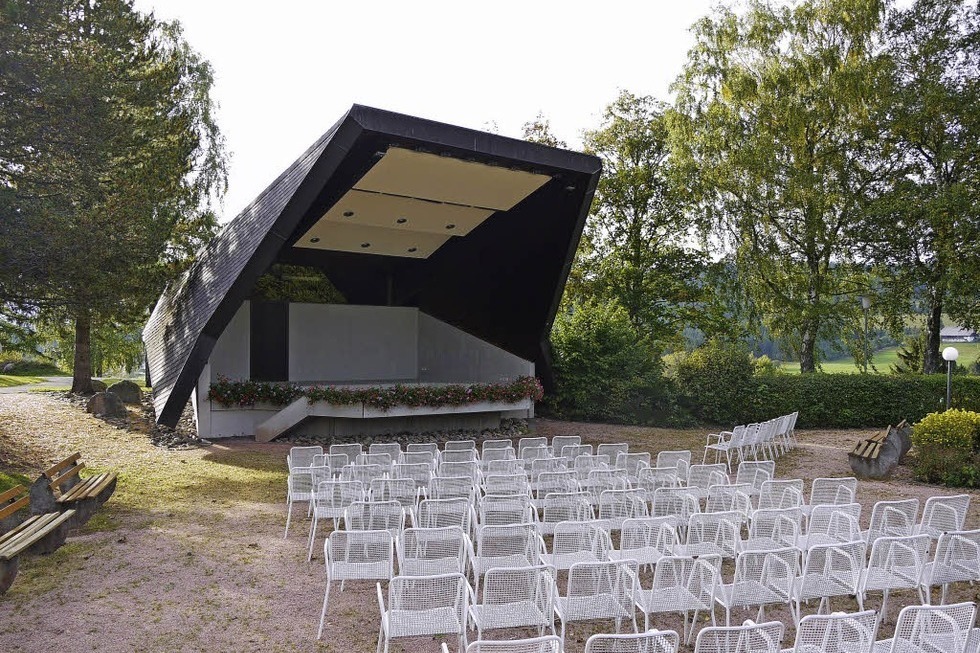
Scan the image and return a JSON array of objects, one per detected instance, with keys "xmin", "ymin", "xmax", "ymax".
[
  {"xmin": 438, "ymin": 460, "xmax": 479, "ymax": 482},
  {"xmin": 746, "ymin": 508, "xmax": 802, "ymax": 549},
  {"xmin": 705, "ymin": 483, "xmax": 752, "ymax": 516},
  {"xmin": 586, "ymin": 629, "xmax": 680, "ymax": 653},
  {"xmin": 396, "ymin": 526, "xmax": 468, "ymax": 575},
  {"xmin": 520, "ymin": 445, "xmax": 552, "ymax": 466},
  {"xmin": 475, "ymin": 523, "xmax": 542, "ymax": 566},
  {"xmin": 866, "ymin": 498, "xmax": 919, "ymax": 544},
  {"xmin": 444, "ymin": 439, "xmax": 476, "ymax": 452},
  {"xmin": 427, "ymin": 475, "xmax": 475, "ymax": 502},
  {"xmin": 550, "ymin": 436, "xmax": 581, "ymax": 458},
  {"xmin": 694, "ymin": 620, "xmax": 785, "ymax": 653},
  {"xmin": 796, "ymin": 540, "xmax": 866, "ymax": 601},
  {"xmin": 329, "ymin": 443, "xmax": 362, "ymax": 462},
  {"xmin": 758, "ymin": 479, "xmax": 805, "ymax": 511},
  {"xmin": 645, "ymin": 555, "xmax": 720, "ymax": 613},
  {"xmin": 563, "ymin": 559, "xmax": 638, "ymax": 622},
  {"xmin": 789, "ymin": 610, "xmax": 877, "ymax": 653},
  {"xmin": 865, "ymin": 534, "xmax": 931, "ymax": 590},
  {"xmin": 345, "ymin": 500, "xmax": 405, "ymax": 536},
  {"xmin": 540, "ymin": 491, "xmax": 594, "ymax": 533},
  {"xmin": 480, "ymin": 447, "xmax": 517, "ymax": 469},
  {"xmin": 369, "ymin": 442, "xmax": 402, "ymax": 460},
  {"xmin": 617, "ymin": 452, "xmax": 651, "ymax": 478},
  {"xmin": 530, "ymin": 457, "xmax": 567, "ymax": 482},
  {"xmin": 574, "ymin": 454, "xmax": 611, "ymax": 481},
  {"xmin": 561, "ymin": 444, "xmax": 593, "ymax": 464},
  {"xmin": 598, "ymin": 489, "xmax": 650, "ymax": 529},
  {"xmin": 385, "ymin": 572, "xmax": 468, "ymax": 633},
  {"xmin": 288, "ymin": 445, "xmax": 323, "ymax": 470},
  {"xmin": 517, "ymin": 437, "xmax": 548, "ymax": 457},
  {"xmin": 464, "ymin": 635, "xmax": 562, "ymax": 653},
  {"xmin": 730, "ymin": 548, "xmax": 799, "ymax": 606},
  {"xmin": 325, "ymin": 528, "xmax": 393, "ymax": 580},
  {"xmin": 685, "ymin": 511, "xmax": 741, "ymax": 559},
  {"xmin": 596, "ymin": 442, "xmax": 629, "ymax": 461},
  {"xmin": 341, "ymin": 463, "xmax": 388, "ymax": 486},
  {"xmin": 392, "ymin": 462, "xmax": 432, "ymax": 489},
  {"xmin": 401, "ymin": 451, "xmax": 437, "ymax": 467},
  {"xmin": 356, "ymin": 452, "xmax": 394, "ymax": 470},
  {"xmin": 809, "ymin": 477, "xmax": 858, "ymax": 507},
  {"xmin": 804, "ymin": 503, "xmax": 862, "ymax": 547},
  {"xmin": 478, "ymin": 493, "xmax": 535, "ymax": 528},
  {"xmin": 442, "ymin": 449, "xmax": 479, "ymax": 464},
  {"xmin": 369, "ymin": 477, "xmax": 416, "ymax": 506},
  {"xmin": 313, "ymin": 479, "xmax": 364, "ymax": 516},
  {"xmin": 482, "ymin": 472, "xmax": 531, "ymax": 497},
  {"xmin": 550, "ymin": 521, "xmax": 611, "ymax": 568},
  {"xmin": 416, "ymin": 497, "xmax": 471, "ymax": 531},
  {"xmin": 688, "ymin": 464, "xmax": 729, "ymax": 490},
  {"xmin": 919, "ymin": 494, "xmax": 971, "ymax": 538},
  {"xmin": 636, "ymin": 467, "xmax": 681, "ymax": 498},
  {"xmin": 322, "ymin": 453, "xmax": 350, "ymax": 476},
  {"xmin": 651, "ymin": 487, "xmax": 701, "ymax": 522},
  {"xmin": 929, "ymin": 529, "xmax": 980, "ymax": 586},
  {"xmin": 482, "ymin": 438, "xmax": 514, "ymax": 454},
  {"xmin": 656, "ymin": 450, "xmax": 692, "ymax": 477},
  {"xmin": 406, "ymin": 442, "xmax": 439, "ymax": 455},
  {"xmin": 735, "ymin": 461, "xmax": 775, "ymax": 494},
  {"xmin": 888, "ymin": 602, "xmax": 976, "ymax": 653},
  {"xmin": 533, "ymin": 471, "xmax": 579, "ymax": 500},
  {"xmin": 488, "ymin": 459, "xmax": 526, "ymax": 475},
  {"xmin": 619, "ymin": 517, "xmax": 679, "ymax": 559},
  {"xmin": 588, "ymin": 468, "xmax": 630, "ymax": 496},
  {"xmin": 479, "ymin": 564, "xmax": 556, "ymax": 626}
]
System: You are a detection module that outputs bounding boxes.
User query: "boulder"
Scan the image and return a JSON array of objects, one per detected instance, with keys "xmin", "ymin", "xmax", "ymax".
[
  {"xmin": 91, "ymin": 379, "xmax": 107, "ymax": 393},
  {"xmin": 86, "ymin": 392, "xmax": 127, "ymax": 417},
  {"xmin": 1, "ymin": 362, "xmax": 15, "ymax": 373},
  {"xmin": 107, "ymin": 380, "xmax": 142, "ymax": 404},
  {"xmin": 848, "ymin": 422, "xmax": 911, "ymax": 479}
]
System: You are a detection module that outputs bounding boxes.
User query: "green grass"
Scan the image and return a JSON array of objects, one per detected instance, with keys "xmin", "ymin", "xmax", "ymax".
[
  {"xmin": 0, "ymin": 375, "xmax": 45, "ymax": 387},
  {"xmin": 0, "ymin": 471, "xmax": 32, "ymax": 493},
  {"xmin": 778, "ymin": 341, "xmax": 980, "ymax": 374},
  {"xmin": 0, "ymin": 357, "xmax": 66, "ymax": 376}
]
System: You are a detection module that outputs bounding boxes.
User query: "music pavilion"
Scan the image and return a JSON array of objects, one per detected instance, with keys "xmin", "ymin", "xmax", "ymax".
[{"xmin": 143, "ymin": 106, "xmax": 601, "ymax": 441}]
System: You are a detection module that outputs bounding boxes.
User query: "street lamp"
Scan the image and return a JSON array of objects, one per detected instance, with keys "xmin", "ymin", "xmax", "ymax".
[
  {"xmin": 943, "ymin": 346, "xmax": 960, "ymax": 410},
  {"xmin": 861, "ymin": 296, "xmax": 872, "ymax": 374}
]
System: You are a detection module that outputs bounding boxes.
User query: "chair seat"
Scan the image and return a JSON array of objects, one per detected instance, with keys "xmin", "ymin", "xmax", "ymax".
[
  {"xmin": 540, "ymin": 551, "xmax": 602, "ymax": 570},
  {"xmin": 792, "ymin": 573, "xmax": 855, "ymax": 602},
  {"xmin": 674, "ymin": 543, "xmax": 729, "ymax": 558},
  {"xmin": 556, "ymin": 594, "xmax": 632, "ymax": 622},
  {"xmin": 473, "ymin": 554, "xmax": 535, "ymax": 575},
  {"xmin": 470, "ymin": 602, "xmax": 550, "ymax": 631},
  {"xmin": 399, "ymin": 558, "xmax": 463, "ymax": 576},
  {"xmin": 608, "ymin": 547, "xmax": 665, "ymax": 566},
  {"xmin": 384, "ymin": 607, "xmax": 462, "ymax": 638},
  {"xmin": 860, "ymin": 567, "xmax": 920, "ymax": 592},
  {"xmin": 331, "ymin": 561, "xmax": 391, "ymax": 581},
  {"xmin": 634, "ymin": 587, "xmax": 710, "ymax": 613},
  {"xmin": 921, "ymin": 561, "xmax": 979, "ymax": 588},
  {"xmin": 716, "ymin": 581, "xmax": 787, "ymax": 608}
]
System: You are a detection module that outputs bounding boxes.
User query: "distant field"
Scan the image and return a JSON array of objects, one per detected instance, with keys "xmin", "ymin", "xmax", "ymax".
[{"xmin": 778, "ymin": 341, "xmax": 980, "ymax": 374}]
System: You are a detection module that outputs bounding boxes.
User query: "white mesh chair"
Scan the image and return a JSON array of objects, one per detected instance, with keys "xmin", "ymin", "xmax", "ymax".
[
  {"xmin": 518, "ymin": 437, "xmax": 549, "ymax": 458},
  {"xmin": 482, "ymin": 472, "xmax": 531, "ymax": 498},
  {"xmin": 345, "ymin": 500, "xmax": 405, "ymax": 538},
  {"xmin": 598, "ymin": 489, "xmax": 650, "ymax": 531},
  {"xmin": 416, "ymin": 497, "xmax": 472, "ymax": 532},
  {"xmin": 476, "ymin": 493, "xmax": 537, "ymax": 532},
  {"xmin": 706, "ymin": 483, "xmax": 753, "ymax": 519},
  {"xmin": 355, "ymin": 452, "xmax": 393, "ymax": 471},
  {"xmin": 858, "ymin": 534, "xmax": 931, "ymax": 623},
  {"xmin": 541, "ymin": 521, "xmax": 612, "ymax": 570},
  {"xmin": 657, "ymin": 450, "xmax": 692, "ymax": 479},
  {"xmin": 652, "ymin": 487, "xmax": 702, "ymax": 533},
  {"xmin": 742, "ymin": 508, "xmax": 802, "ymax": 552},
  {"xmin": 445, "ymin": 439, "xmax": 477, "ymax": 452},
  {"xmin": 285, "ymin": 467, "xmax": 315, "ymax": 537},
  {"xmin": 784, "ymin": 609, "xmax": 877, "ymax": 653},
  {"xmin": 574, "ymin": 454, "xmax": 612, "ymax": 483},
  {"xmin": 916, "ymin": 494, "xmax": 971, "ymax": 540},
  {"xmin": 532, "ymin": 471, "xmax": 579, "ymax": 509},
  {"xmin": 715, "ymin": 547, "xmax": 799, "ymax": 626},
  {"xmin": 443, "ymin": 449, "xmax": 480, "ymax": 464},
  {"xmin": 319, "ymin": 453, "xmax": 350, "ymax": 478},
  {"xmin": 489, "ymin": 459, "xmax": 527, "ymax": 475},
  {"xmin": 317, "ymin": 529, "xmax": 394, "ymax": 639},
  {"xmin": 688, "ymin": 464, "xmax": 730, "ymax": 499},
  {"xmin": 376, "ymin": 572, "xmax": 469, "ymax": 653},
  {"xmin": 521, "ymin": 445, "xmax": 553, "ymax": 470},
  {"xmin": 735, "ymin": 461, "xmax": 775, "ymax": 498},
  {"xmin": 480, "ymin": 447, "xmax": 517, "ymax": 472},
  {"xmin": 634, "ymin": 554, "xmax": 721, "ymax": 644},
  {"xmin": 468, "ymin": 564, "xmax": 557, "ymax": 640},
  {"xmin": 439, "ymin": 460, "xmax": 481, "ymax": 483},
  {"xmin": 871, "ymin": 601, "xmax": 976, "ymax": 653},
  {"xmin": 555, "ymin": 559, "xmax": 639, "ymax": 643},
  {"xmin": 307, "ymin": 479, "xmax": 365, "ymax": 560},
  {"xmin": 530, "ymin": 457, "xmax": 568, "ymax": 490},
  {"xmin": 369, "ymin": 477, "xmax": 417, "ymax": 510},
  {"xmin": 482, "ymin": 438, "xmax": 514, "ymax": 454},
  {"xmin": 757, "ymin": 480, "xmax": 805, "ymax": 512},
  {"xmin": 369, "ymin": 442, "xmax": 402, "ymax": 460},
  {"xmin": 561, "ymin": 444, "xmax": 594, "ymax": 466},
  {"xmin": 458, "ymin": 635, "xmax": 562, "ymax": 653},
  {"xmin": 402, "ymin": 450, "xmax": 438, "ymax": 467},
  {"xmin": 587, "ymin": 469, "xmax": 630, "ymax": 505},
  {"xmin": 392, "ymin": 462, "xmax": 432, "ymax": 491},
  {"xmin": 341, "ymin": 463, "xmax": 388, "ymax": 486},
  {"xmin": 538, "ymin": 491, "xmax": 594, "ymax": 536},
  {"xmin": 289, "ymin": 445, "xmax": 323, "ymax": 470},
  {"xmin": 800, "ymin": 504, "xmax": 862, "ymax": 551},
  {"xmin": 586, "ymin": 629, "xmax": 680, "ymax": 653},
  {"xmin": 397, "ymin": 526, "xmax": 469, "ymax": 576},
  {"xmin": 703, "ymin": 425, "xmax": 747, "ymax": 471},
  {"xmin": 427, "ymin": 476, "xmax": 477, "ymax": 503},
  {"xmin": 406, "ymin": 442, "xmax": 439, "ymax": 455},
  {"xmin": 790, "ymin": 540, "xmax": 866, "ymax": 625},
  {"xmin": 610, "ymin": 517, "xmax": 678, "ymax": 571},
  {"xmin": 803, "ymin": 477, "xmax": 858, "ymax": 518},
  {"xmin": 597, "ymin": 443, "xmax": 629, "ymax": 462},
  {"xmin": 330, "ymin": 443, "xmax": 363, "ymax": 463},
  {"xmin": 920, "ymin": 529, "xmax": 980, "ymax": 605},
  {"xmin": 470, "ymin": 523, "xmax": 545, "ymax": 593},
  {"xmin": 675, "ymin": 511, "xmax": 742, "ymax": 560},
  {"xmin": 637, "ymin": 467, "xmax": 682, "ymax": 502},
  {"xmin": 551, "ymin": 435, "xmax": 581, "ymax": 458},
  {"xmin": 694, "ymin": 620, "xmax": 785, "ymax": 653},
  {"xmin": 863, "ymin": 499, "xmax": 919, "ymax": 546},
  {"xmin": 617, "ymin": 452, "xmax": 652, "ymax": 483}
]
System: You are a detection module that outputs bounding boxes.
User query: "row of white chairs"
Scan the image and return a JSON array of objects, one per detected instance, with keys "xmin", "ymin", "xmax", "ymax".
[
  {"xmin": 704, "ymin": 412, "xmax": 799, "ymax": 471},
  {"xmin": 440, "ymin": 602, "xmax": 980, "ymax": 653}
]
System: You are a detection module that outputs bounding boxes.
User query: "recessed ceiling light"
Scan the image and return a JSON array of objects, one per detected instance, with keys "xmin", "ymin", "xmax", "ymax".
[
  {"xmin": 310, "ymin": 237, "xmax": 320, "ymax": 243},
  {"xmin": 445, "ymin": 223, "xmax": 456, "ymax": 230},
  {"xmin": 396, "ymin": 217, "xmax": 407, "ymax": 224},
  {"xmin": 360, "ymin": 242, "xmax": 371, "ymax": 248},
  {"xmin": 407, "ymin": 247, "xmax": 418, "ymax": 253},
  {"xmin": 343, "ymin": 211, "xmax": 355, "ymax": 218}
]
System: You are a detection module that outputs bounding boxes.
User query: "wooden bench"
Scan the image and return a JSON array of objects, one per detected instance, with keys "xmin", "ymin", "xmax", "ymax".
[
  {"xmin": 30, "ymin": 453, "xmax": 117, "ymax": 526},
  {"xmin": 849, "ymin": 420, "xmax": 912, "ymax": 479},
  {"xmin": 0, "ymin": 485, "xmax": 75, "ymax": 594}
]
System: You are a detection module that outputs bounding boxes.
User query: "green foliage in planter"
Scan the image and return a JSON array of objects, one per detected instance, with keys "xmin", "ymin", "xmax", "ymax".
[{"xmin": 912, "ymin": 409, "xmax": 980, "ymax": 486}]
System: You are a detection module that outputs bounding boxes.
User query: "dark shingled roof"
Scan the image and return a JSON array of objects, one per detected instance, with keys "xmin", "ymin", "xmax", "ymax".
[{"xmin": 142, "ymin": 105, "xmax": 601, "ymax": 427}]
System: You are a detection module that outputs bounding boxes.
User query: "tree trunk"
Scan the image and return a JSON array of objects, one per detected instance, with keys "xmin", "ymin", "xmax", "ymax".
[
  {"xmin": 923, "ymin": 298, "xmax": 943, "ymax": 374},
  {"xmin": 70, "ymin": 308, "xmax": 94, "ymax": 394},
  {"xmin": 799, "ymin": 321, "xmax": 817, "ymax": 373}
]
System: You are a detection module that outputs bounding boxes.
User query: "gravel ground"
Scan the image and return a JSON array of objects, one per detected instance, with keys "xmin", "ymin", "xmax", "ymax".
[{"xmin": 0, "ymin": 392, "xmax": 978, "ymax": 652}]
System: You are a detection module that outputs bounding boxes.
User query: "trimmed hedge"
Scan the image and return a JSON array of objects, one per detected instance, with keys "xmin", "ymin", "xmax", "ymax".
[{"xmin": 678, "ymin": 373, "xmax": 980, "ymax": 428}]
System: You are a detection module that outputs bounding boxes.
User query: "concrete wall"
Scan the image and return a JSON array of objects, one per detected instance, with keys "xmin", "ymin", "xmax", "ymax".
[{"xmin": 418, "ymin": 312, "xmax": 534, "ymax": 383}]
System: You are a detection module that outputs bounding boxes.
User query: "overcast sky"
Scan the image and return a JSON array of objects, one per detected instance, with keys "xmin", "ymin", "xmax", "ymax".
[{"xmin": 133, "ymin": 0, "xmax": 718, "ymax": 222}]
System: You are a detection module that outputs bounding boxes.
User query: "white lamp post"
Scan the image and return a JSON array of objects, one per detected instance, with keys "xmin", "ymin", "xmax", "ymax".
[
  {"xmin": 860, "ymin": 296, "xmax": 872, "ymax": 373},
  {"xmin": 943, "ymin": 346, "xmax": 960, "ymax": 410}
]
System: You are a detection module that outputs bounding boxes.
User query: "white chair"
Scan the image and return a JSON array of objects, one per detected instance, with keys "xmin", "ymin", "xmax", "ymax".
[
  {"xmin": 445, "ymin": 439, "xmax": 477, "ymax": 452},
  {"xmin": 735, "ymin": 461, "xmax": 775, "ymax": 498},
  {"xmin": 597, "ymin": 442, "xmax": 629, "ymax": 462},
  {"xmin": 369, "ymin": 442, "xmax": 402, "ymax": 460},
  {"xmin": 319, "ymin": 453, "xmax": 350, "ymax": 478},
  {"xmin": 574, "ymin": 454, "xmax": 612, "ymax": 484},
  {"xmin": 489, "ymin": 459, "xmax": 527, "ymax": 475},
  {"xmin": 376, "ymin": 572, "xmax": 469, "ymax": 653},
  {"xmin": 803, "ymin": 477, "xmax": 857, "ymax": 518},
  {"xmin": 482, "ymin": 438, "xmax": 514, "ymax": 454},
  {"xmin": 468, "ymin": 564, "xmax": 557, "ymax": 640},
  {"xmin": 457, "ymin": 635, "xmax": 562, "ymax": 653},
  {"xmin": 402, "ymin": 450, "xmax": 438, "ymax": 467},
  {"xmin": 859, "ymin": 534, "xmax": 931, "ymax": 623},
  {"xmin": 586, "ymin": 629, "xmax": 680, "ymax": 653},
  {"xmin": 443, "ymin": 449, "xmax": 479, "ymax": 464},
  {"xmin": 329, "ymin": 443, "xmax": 363, "ymax": 463},
  {"xmin": 783, "ymin": 609, "xmax": 877, "ymax": 653},
  {"xmin": 694, "ymin": 619, "xmax": 785, "ymax": 653},
  {"xmin": 427, "ymin": 476, "xmax": 476, "ymax": 503},
  {"xmin": 920, "ymin": 529, "xmax": 980, "ymax": 605},
  {"xmin": 439, "ymin": 460, "xmax": 480, "ymax": 483},
  {"xmin": 476, "ymin": 493, "xmax": 536, "ymax": 532},
  {"xmin": 800, "ymin": 503, "xmax": 862, "ymax": 551},
  {"xmin": 406, "ymin": 442, "xmax": 439, "ymax": 455},
  {"xmin": 538, "ymin": 491, "xmax": 593, "ymax": 536},
  {"xmin": 397, "ymin": 525, "xmax": 469, "ymax": 576},
  {"xmin": 470, "ymin": 523, "xmax": 545, "ymax": 593},
  {"xmin": 416, "ymin": 497, "xmax": 472, "ymax": 532},
  {"xmin": 790, "ymin": 540, "xmax": 866, "ymax": 625},
  {"xmin": 317, "ymin": 529, "xmax": 394, "ymax": 639},
  {"xmin": 356, "ymin": 452, "xmax": 394, "ymax": 473},
  {"xmin": 703, "ymin": 425, "xmax": 747, "ymax": 471},
  {"xmin": 633, "ymin": 554, "xmax": 721, "ymax": 645},
  {"xmin": 675, "ymin": 511, "xmax": 741, "ymax": 560},
  {"xmin": 521, "ymin": 445, "xmax": 553, "ymax": 470},
  {"xmin": 344, "ymin": 500, "xmax": 405, "ymax": 538},
  {"xmin": 598, "ymin": 488, "xmax": 649, "ymax": 531},
  {"xmin": 688, "ymin": 464, "xmax": 729, "ymax": 499},
  {"xmin": 369, "ymin": 477, "xmax": 416, "ymax": 510},
  {"xmin": 742, "ymin": 508, "xmax": 801, "ymax": 552},
  {"xmin": 715, "ymin": 547, "xmax": 799, "ymax": 626},
  {"xmin": 636, "ymin": 467, "xmax": 682, "ymax": 501},
  {"xmin": 541, "ymin": 521, "xmax": 611, "ymax": 571},
  {"xmin": 288, "ymin": 445, "xmax": 323, "ymax": 470},
  {"xmin": 518, "ymin": 437, "xmax": 548, "ymax": 458},
  {"xmin": 482, "ymin": 472, "xmax": 531, "ymax": 498},
  {"xmin": 480, "ymin": 447, "xmax": 517, "ymax": 471},
  {"xmin": 561, "ymin": 444, "xmax": 593, "ymax": 466},
  {"xmin": 550, "ymin": 435, "xmax": 581, "ymax": 460},
  {"xmin": 757, "ymin": 479, "xmax": 805, "ymax": 512},
  {"xmin": 657, "ymin": 450, "xmax": 691, "ymax": 478},
  {"xmin": 532, "ymin": 471, "xmax": 579, "ymax": 509},
  {"xmin": 610, "ymin": 517, "xmax": 678, "ymax": 571},
  {"xmin": 916, "ymin": 494, "xmax": 971, "ymax": 540},
  {"xmin": 617, "ymin": 452, "xmax": 652, "ymax": 484},
  {"xmin": 341, "ymin": 463, "xmax": 388, "ymax": 486},
  {"xmin": 554, "ymin": 559, "xmax": 638, "ymax": 643},
  {"xmin": 705, "ymin": 483, "xmax": 752, "ymax": 519},
  {"xmin": 587, "ymin": 469, "xmax": 630, "ymax": 505},
  {"xmin": 863, "ymin": 499, "xmax": 919, "ymax": 546},
  {"xmin": 392, "ymin": 462, "xmax": 432, "ymax": 490},
  {"xmin": 285, "ymin": 467, "xmax": 315, "ymax": 537},
  {"xmin": 307, "ymin": 479, "xmax": 364, "ymax": 560},
  {"xmin": 871, "ymin": 601, "xmax": 976, "ymax": 653},
  {"xmin": 652, "ymin": 486, "xmax": 702, "ymax": 533}
]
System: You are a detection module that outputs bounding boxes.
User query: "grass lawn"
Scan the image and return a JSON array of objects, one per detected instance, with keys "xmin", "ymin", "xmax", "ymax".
[
  {"xmin": 0, "ymin": 375, "xmax": 45, "ymax": 388},
  {"xmin": 779, "ymin": 341, "xmax": 980, "ymax": 374}
]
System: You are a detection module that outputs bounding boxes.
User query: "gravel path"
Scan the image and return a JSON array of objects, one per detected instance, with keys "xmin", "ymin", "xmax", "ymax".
[{"xmin": 0, "ymin": 393, "xmax": 977, "ymax": 652}]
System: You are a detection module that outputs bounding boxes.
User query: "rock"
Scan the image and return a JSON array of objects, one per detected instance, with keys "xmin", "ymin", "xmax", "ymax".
[
  {"xmin": 894, "ymin": 419, "xmax": 913, "ymax": 461},
  {"xmin": 849, "ymin": 421, "xmax": 911, "ymax": 479},
  {"xmin": 2, "ymin": 362, "xmax": 15, "ymax": 373},
  {"xmin": 107, "ymin": 380, "xmax": 142, "ymax": 404},
  {"xmin": 86, "ymin": 392, "xmax": 127, "ymax": 417},
  {"xmin": 91, "ymin": 379, "xmax": 107, "ymax": 393}
]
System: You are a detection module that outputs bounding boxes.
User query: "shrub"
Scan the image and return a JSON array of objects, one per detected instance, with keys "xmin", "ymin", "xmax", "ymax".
[
  {"xmin": 912, "ymin": 409, "xmax": 980, "ymax": 486},
  {"xmin": 673, "ymin": 340, "xmax": 757, "ymax": 425}
]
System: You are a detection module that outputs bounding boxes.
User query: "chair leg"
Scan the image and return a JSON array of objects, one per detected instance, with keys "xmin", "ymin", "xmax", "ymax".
[
  {"xmin": 284, "ymin": 499, "xmax": 293, "ymax": 538},
  {"xmin": 317, "ymin": 580, "xmax": 331, "ymax": 639},
  {"xmin": 307, "ymin": 517, "xmax": 318, "ymax": 562}
]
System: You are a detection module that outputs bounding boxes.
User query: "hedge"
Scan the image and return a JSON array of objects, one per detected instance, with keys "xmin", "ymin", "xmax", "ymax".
[{"xmin": 677, "ymin": 373, "xmax": 980, "ymax": 428}]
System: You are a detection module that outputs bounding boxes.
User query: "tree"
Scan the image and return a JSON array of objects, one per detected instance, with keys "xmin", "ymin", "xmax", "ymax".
[
  {"xmin": 670, "ymin": 0, "xmax": 890, "ymax": 372},
  {"xmin": 857, "ymin": 0, "xmax": 980, "ymax": 372},
  {"xmin": 581, "ymin": 91, "xmax": 712, "ymax": 345},
  {"xmin": 0, "ymin": 0, "xmax": 227, "ymax": 392}
]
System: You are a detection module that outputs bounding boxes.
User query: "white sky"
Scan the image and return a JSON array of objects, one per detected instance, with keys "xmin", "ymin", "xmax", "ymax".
[{"xmin": 133, "ymin": 0, "xmax": 717, "ymax": 222}]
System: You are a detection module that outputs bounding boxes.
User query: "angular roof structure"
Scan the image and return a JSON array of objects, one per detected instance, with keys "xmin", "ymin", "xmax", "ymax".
[{"xmin": 143, "ymin": 105, "xmax": 601, "ymax": 426}]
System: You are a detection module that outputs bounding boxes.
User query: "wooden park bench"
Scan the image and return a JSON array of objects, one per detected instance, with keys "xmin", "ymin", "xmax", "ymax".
[
  {"xmin": 849, "ymin": 420, "xmax": 912, "ymax": 480},
  {"xmin": 0, "ymin": 485, "xmax": 75, "ymax": 594},
  {"xmin": 30, "ymin": 453, "xmax": 117, "ymax": 527}
]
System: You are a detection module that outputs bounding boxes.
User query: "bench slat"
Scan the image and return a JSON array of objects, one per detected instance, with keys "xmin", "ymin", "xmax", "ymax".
[
  {"xmin": 0, "ymin": 513, "xmax": 60, "ymax": 558},
  {"xmin": 0, "ymin": 515, "xmax": 42, "ymax": 549},
  {"xmin": 49, "ymin": 463, "xmax": 85, "ymax": 494},
  {"xmin": 0, "ymin": 510, "xmax": 75, "ymax": 560},
  {"xmin": 43, "ymin": 453, "xmax": 82, "ymax": 480},
  {"xmin": 88, "ymin": 473, "xmax": 117, "ymax": 499},
  {"xmin": 0, "ymin": 495, "xmax": 30, "ymax": 522},
  {"xmin": 0, "ymin": 486, "xmax": 25, "ymax": 505},
  {"xmin": 57, "ymin": 474, "xmax": 100, "ymax": 503}
]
